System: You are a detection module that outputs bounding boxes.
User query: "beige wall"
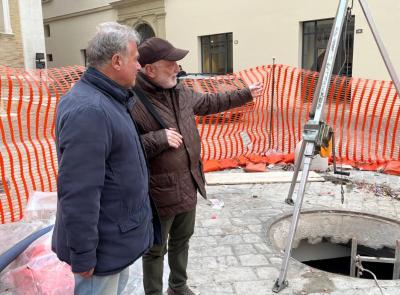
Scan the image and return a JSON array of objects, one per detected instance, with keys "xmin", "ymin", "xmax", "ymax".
[
  {"xmin": 45, "ymin": 9, "xmax": 116, "ymax": 68},
  {"xmin": 165, "ymin": 0, "xmax": 400, "ymax": 81},
  {"xmin": 42, "ymin": 0, "xmax": 400, "ymax": 80},
  {"xmin": 43, "ymin": 0, "xmax": 165, "ymax": 67},
  {"xmin": 350, "ymin": 0, "xmax": 400, "ymax": 80},
  {"xmin": 42, "ymin": 0, "xmax": 110, "ymax": 19}
]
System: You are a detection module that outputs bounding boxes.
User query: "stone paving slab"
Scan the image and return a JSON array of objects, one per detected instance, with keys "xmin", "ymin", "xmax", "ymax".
[{"xmin": 186, "ymin": 170, "xmax": 400, "ymax": 295}]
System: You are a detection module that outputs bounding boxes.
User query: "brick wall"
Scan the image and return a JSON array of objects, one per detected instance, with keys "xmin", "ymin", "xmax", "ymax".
[{"xmin": 0, "ymin": 0, "xmax": 24, "ymax": 67}]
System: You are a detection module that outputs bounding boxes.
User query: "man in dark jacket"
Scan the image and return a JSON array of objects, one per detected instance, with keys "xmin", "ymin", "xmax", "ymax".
[
  {"xmin": 52, "ymin": 22, "xmax": 161, "ymax": 295},
  {"xmin": 130, "ymin": 37, "xmax": 262, "ymax": 295}
]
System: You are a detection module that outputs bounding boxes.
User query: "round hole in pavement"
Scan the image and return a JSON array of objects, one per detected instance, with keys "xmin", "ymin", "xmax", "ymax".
[{"xmin": 267, "ymin": 210, "xmax": 400, "ymax": 280}]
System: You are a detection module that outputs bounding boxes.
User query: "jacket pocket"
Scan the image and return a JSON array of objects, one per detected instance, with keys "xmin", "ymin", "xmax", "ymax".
[
  {"xmin": 150, "ymin": 173, "xmax": 181, "ymax": 208},
  {"xmin": 118, "ymin": 201, "xmax": 150, "ymax": 233},
  {"xmin": 118, "ymin": 215, "xmax": 140, "ymax": 233}
]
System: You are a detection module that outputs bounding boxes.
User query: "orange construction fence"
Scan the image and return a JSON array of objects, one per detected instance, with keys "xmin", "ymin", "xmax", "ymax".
[{"xmin": 0, "ymin": 64, "xmax": 400, "ymax": 223}]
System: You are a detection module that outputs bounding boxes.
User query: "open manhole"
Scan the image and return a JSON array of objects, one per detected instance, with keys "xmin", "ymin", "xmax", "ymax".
[{"xmin": 267, "ymin": 210, "xmax": 400, "ymax": 280}]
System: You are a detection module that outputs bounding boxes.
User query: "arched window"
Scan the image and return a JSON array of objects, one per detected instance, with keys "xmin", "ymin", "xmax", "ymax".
[
  {"xmin": 135, "ymin": 23, "xmax": 155, "ymax": 44},
  {"xmin": 0, "ymin": 0, "xmax": 12, "ymax": 34}
]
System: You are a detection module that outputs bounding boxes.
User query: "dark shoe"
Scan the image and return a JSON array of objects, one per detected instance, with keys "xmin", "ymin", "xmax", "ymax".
[{"xmin": 167, "ymin": 285, "xmax": 195, "ymax": 295}]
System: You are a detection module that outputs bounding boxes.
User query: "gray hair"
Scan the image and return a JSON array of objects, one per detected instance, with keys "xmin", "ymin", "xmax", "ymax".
[{"xmin": 87, "ymin": 22, "xmax": 139, "ymax": 68}]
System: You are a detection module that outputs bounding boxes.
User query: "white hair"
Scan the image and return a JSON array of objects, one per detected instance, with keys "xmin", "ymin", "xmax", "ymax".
[{"xmin": 87, "ymin": 22, "xmax": 139, "ymax": 68}]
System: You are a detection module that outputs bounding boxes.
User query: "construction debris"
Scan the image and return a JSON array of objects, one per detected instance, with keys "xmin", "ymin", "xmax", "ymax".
[{"xmin": 205, "ymin": 171, "xmax": 324, "ymax": 185}]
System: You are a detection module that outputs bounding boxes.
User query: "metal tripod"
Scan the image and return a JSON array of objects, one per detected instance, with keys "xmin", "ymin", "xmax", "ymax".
[{"xmin": 272, "ymin": 0, "xmax": 400, "ymax": 292}]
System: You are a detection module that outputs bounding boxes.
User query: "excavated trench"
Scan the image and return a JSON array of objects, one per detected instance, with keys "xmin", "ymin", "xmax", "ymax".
[{"xmin": 267, "ymin": 210, "xmax": 400, "ymax": 280}]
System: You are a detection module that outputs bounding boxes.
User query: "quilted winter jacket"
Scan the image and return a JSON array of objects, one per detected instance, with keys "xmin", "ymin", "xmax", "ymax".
[
  {"xmin": 130, "ymin": 72, "xmax": 253, "ymax": 217},
  {"xmin": 52, "ymin": 67, "xmax": 161, "ymax": 276}
]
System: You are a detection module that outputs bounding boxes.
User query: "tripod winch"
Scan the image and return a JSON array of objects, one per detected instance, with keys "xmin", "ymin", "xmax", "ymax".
[{"xmin": 273, "ymin": 0, "xmax": 400, "ymax": 292}]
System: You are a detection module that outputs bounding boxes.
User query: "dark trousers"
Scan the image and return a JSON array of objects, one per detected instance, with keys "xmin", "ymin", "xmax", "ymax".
[{"xmin": 142, "ymin": 209, "xmax": 196, "ymax": 295}]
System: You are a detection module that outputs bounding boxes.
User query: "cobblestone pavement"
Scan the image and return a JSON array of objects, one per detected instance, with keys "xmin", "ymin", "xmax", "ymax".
[
  {"xmin": 184, "ymin": 170, "xmax": 400, "ymax": 295},
  {"xmin": 1, "ymin": 170, "xmax": 400, "ymax": 295}
]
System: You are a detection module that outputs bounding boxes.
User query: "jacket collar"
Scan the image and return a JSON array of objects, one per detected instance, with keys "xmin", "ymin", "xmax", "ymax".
[{"xmin": 81, "ymin": 67, "xmax": 134, "ymax": 105}]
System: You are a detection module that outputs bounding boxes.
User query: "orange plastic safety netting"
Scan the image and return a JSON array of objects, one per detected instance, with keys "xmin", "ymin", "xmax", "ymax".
[
  {"xmin": 0, "ymin": 64, "xmax": 399, "ymax": 223},
  {"xmin": 184, "ymin": 65, "xmax": 400, "ymax": 172},
  {"xmin": 0, "ymin": 66, "xmax": 84, "ymax": 223}
]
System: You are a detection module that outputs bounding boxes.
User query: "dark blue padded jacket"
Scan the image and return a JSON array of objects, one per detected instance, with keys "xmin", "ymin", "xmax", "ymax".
[{"xmin": 52, "ymin": 67, "xmax": 161, "ymax": 275}]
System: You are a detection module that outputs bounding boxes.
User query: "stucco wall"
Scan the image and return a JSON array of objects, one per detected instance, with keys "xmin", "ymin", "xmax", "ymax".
[
  {"xmin": 41, "ymin": 0, "xmax": 400, "ymax": 80},
  {"xmin": 165, "ymin": 0, "xmax": 399, "ymax": 80},
  {"xmin": 44, "ymin": 9, "xmax": 116, "ymax": 68},
  {"xmin": 42, "ymin": 0, "xmax": 111, "ymax": 19}
]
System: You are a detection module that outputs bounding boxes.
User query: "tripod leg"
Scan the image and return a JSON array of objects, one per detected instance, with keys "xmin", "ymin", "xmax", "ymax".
[
  {"xmin": 273, "ymin": 142, "xmax": 314, "ymax": 293},
  {"xmin": 285, "ymin": 140, "xmax": 307, "ymax": 205},
  {"xmin": 273, "ymin": 0, "xmax": 349, "ymax": 291}
]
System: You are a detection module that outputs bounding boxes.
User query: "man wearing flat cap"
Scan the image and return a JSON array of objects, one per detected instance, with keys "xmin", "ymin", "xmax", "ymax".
[{"xmin": 130, "ymin": 37, "xmax": 262, "ymax": 295}]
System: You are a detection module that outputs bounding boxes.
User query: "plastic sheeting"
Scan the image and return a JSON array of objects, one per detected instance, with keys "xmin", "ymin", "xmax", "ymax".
[
  {"xmin": 0, "ymin": 224, "xmax": 53, "ymax": 272},
  {"xmin": 0, "ymin": 191, "xmax": 170, "ymax": 294},
  {"xmin": 2, "ymin": 232, "xmax": 74, "ymax": 295},
  {"xmin": 2, "ymin": 230, "xmax": 170, "ymax": 295}
]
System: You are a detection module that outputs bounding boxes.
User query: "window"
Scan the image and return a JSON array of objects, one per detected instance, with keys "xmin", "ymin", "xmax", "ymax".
[
  {"xmin": 80, "ymin": 49, "xmax": 87, "ymax": 67},
  {"xmin": 44, "ymin": 24, "xmax": 50, "ymax": 37},
  {"xmin": 302, "ymin": 17, "xmax": 355, "ymax": 77},
  {"xmin": 46, "ymin": 53, "xmax": 53, "ymax": 62},
  {"xmin": 0, "ymin": 0, "xmax": 12, "ymax": 34},
  {"xmin": 201, "ymin": 33, "xmax": 233, "ymax": 75},
  {"xmin": 135, "ymin": 23, "xmax": 155, "ymax": 44},
  {"xmin": 0, "ymin": 0, "xmax": 4, "ymax": 32}
]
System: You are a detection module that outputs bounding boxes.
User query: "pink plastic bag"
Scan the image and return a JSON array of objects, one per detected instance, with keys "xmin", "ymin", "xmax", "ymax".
[{"xmin": 3, "ymin": 233, "xmax": 74, "ymax": 295}]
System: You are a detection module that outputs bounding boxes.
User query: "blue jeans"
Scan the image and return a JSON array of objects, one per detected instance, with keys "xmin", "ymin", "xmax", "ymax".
[{"xmin": 74, "ymin": 267, "xmax": 129, "ymax": 295}]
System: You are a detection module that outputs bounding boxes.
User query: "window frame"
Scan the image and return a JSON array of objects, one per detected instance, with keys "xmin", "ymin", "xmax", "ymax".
[
  {"xmin": 46, "ymin": 53, "xmax": 53, "ymax": 62},
  {"xmin": 302, "ymin": 17, "xmax": 355, "ymax": 77},
  {"xmin": 44, "ymin": 24, "xmax": 50, "ymax": 37},
  {"xmin": 200, "ymin": 32, "xmax": 233, "ymax": 75},
  {"xmin": 0, "ymin": 0, "xmax": 13, "ymax": 34}
]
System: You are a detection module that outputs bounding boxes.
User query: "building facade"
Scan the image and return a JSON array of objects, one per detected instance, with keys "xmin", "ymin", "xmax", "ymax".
[
  {"xmin": 42, "ymin": 0, "xmax": 399, "ymax": 81},
  {"xmin": 0, "ymin": 0, "xmax": 46, "ymax": 69}
]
